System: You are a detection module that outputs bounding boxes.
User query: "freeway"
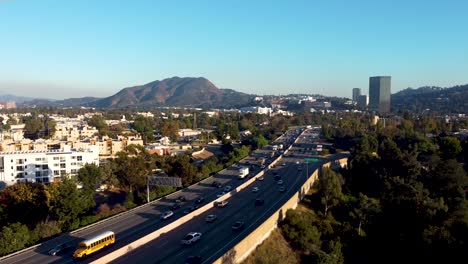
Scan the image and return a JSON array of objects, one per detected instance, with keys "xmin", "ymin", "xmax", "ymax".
[
  {"xmin": 111, "ymin": 129, "xmax": 348, "ymax": 264},
  {"xmin": 0, "ymin": 128, "xmax": 304, "ymax": 264}
]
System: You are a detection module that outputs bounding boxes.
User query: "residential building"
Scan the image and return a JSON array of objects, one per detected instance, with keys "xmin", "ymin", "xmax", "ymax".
[
  {"xmin": 240, "ymin": 106, "xmax": 272, "ymax": 115},
  {"xmin": 369, "ymin": 76, "xmax": 391, "ymax": 113},
  {"xmin": 0, "ymin": 145, "xmax": 99, "ymax": 186}
]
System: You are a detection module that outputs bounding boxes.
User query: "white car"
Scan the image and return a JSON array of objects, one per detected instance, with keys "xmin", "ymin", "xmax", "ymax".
[
  {"xmin": 257, "ymin": 176, "xmax": 264, "ymax": 181},
  {"xmin": 215, "ymin": 200, "xmax": 229, "ymax": 207},
  {"xmin": 252, "ymin": 187, "xmax": 260, "ymax": 193},
  {"xmin": 277, "ymin": 180, "xmax": 284, "ymax": 185},
  {"xmin": 181, "ymin": 232, "xmax": 202, "ymax": 245},
  {"xmin": 160, "ymin": 211, "xmax": 174, "ymax": 220}
]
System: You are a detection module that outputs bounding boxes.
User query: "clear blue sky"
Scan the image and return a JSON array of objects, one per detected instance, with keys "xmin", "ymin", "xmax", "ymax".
[{"xmin": 1, "ymin": 0, "xmax": 467, "ymax": 99}]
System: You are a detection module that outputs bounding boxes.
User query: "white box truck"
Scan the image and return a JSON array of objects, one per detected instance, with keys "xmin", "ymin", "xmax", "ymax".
[{"xmin": 238, "ymin": 167, "xmax": 249, "ymax": 179}]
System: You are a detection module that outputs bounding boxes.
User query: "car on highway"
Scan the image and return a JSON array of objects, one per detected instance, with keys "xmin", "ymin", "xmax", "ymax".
[
  {"xmin": 279, "ymin": 186, "xmax": 286, "ymax": 193},
  {"xmin": 274, "ymin": 175, "xmax": 281, "ymax": 181},
  {"xmin": 281, "ymin": 162, "xmax": 286, "ymax": 166},
  {"xmin": 298, "ymin": 166, "xmax": 303, "ymax": 171},
  {"xmin": 255, "ymin": 199, "xmax": 265, "ymax": 206},
  {"xmin": 257, "ymin": 176, "xmax": 264, "ymax": 181},
  {"xmin": 215, "ymin": 200, "xmax": 229, "ymax": 208},
  {"xmin": 252, "ymin": 187, "xmax": 259, "ymax": 193},
  {"xmin": 183, "ymin": 205, "xmax": 198, "ymax": 214},
  {"xmin": 211, "ymin": 181, "xmax": 222, "ymax": 188},
  {"xmin": 205, "ymin": 214, "xmax": 218, "ymax": 223},
  {"xmin": 181, "ymin": 232, "xmax": 202, "ymax": 245},
  {"xmin": 160, "ymin": 211, "xmax": 174, "ymax": 220},
  {"xmin": 231, "ymin": 221, "xmax": 245, "ymax": 231},
  {"xmin": 195, "ymin": 197, "xmax": 205, "ymax": 204},
  {"xmin": 48, "ymin": 242, "xmax": 72, "ymax": 256},
  {"xmin": 224, "ymin": 186, "xmax": 232, "ymax": 192},
  {"xmin": 185, "ymin": 255, "xmax": 203, "ymax": 264},
  {"xmin": 175, "ymin": 196, "xmax": 186, "ymax": 203},
  {"xmin": 171, "ymin": 203, "xmax": 182, "ymax": 210},
  {"xmin": 216, "ymin": 191, "xmax": 226, "ymax": 198},
  {"xmin": 277, "ymin": 180, "xmax": 284, "ymax": 185}
]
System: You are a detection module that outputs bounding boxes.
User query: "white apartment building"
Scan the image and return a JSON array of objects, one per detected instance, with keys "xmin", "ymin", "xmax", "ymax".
[
  {"xmin": 0, "ymin": 145, "xmax": 99, "ymax": 186},
  {"xmin": 239, "ymin": 106, "xmax": 273, "ymax": 115}
]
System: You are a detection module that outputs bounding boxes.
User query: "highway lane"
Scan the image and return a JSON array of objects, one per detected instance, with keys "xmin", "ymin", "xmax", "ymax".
[
  {"xmin": 1, "ymin": 130, "xmax": 299, "ymax": 264},
  {"xmin": 112, "ymin": 128, "xmax": 345, "ymax": 264}
]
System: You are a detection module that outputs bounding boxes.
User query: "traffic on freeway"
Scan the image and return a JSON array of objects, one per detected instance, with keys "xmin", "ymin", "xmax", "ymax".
[
  {"xmin": 1, "ymin": 127, "xmax": 310, "ymax": 264},
  {"xmin": 110, "ymin": 127, "xmax": 348, "ymax": 264}
]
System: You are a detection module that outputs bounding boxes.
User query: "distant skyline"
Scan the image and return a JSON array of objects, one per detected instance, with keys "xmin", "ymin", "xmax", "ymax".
[{"xmin": 1, "ymin": 0, "xmax": 467, "ymax": 99}]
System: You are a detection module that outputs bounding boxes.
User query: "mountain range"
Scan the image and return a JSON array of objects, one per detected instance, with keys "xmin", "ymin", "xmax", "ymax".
[
  {"xmin": 3, "ymin": 77, "xmax": 467, "ymax": 112},
  {"xmin": 15, "ymin": 77, "xmax": 253, "ymax": 109},
  {"xmin": 392, "ymin": 84, "xmax": 468, "ymax": 113}
]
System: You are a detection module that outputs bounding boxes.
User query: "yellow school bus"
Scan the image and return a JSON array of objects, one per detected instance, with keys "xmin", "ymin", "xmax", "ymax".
[{"xmin": 73, "ymin": 231, "xmax": 115, "ymax": 258}]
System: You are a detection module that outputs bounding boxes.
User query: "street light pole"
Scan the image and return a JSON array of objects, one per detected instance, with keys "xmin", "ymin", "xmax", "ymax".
[{"xmin": 147, "ymin": 176, "xmax": 150, "ymax": 203}]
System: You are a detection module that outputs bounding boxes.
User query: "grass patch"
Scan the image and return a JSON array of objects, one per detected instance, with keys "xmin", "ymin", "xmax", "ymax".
[{"xmin": 242, "ymin": 229, "xmax": 299, "ymax": 264}]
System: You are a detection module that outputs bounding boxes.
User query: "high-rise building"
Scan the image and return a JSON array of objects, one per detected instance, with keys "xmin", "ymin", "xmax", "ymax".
[
  {"xmin": 357, "ymin": 95, "xmax": 369, "ymax": 107},
  {"xmin": 352, "ymin": 88, "xmax": 361, "ymax": 102},
  {"xmin": 369, "ymin": 76, "xmax": 391, "ymax": 113}
]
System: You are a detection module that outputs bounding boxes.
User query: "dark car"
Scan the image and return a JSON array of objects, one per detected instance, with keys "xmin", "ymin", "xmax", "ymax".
[
  {"xmin": 171, "ymin": 203, "xmax": 182, "ymax": 210},
  {"xmin": 195, "ymin": 197, "xmax": 205, "ymax": 204},
  {"xmin": 184, "ymin": 206, "xmax": 196, "ymax": 214},
  {"xmin": 232, "ymin": 221, "xmax": 245, "ymax": 231},
  {"xmin": 185, "ymin": 255, "xmax": 202, "ymax": 264},
  {"xmin": 205, "ymin": 214, "xmax": 218, "ymax": 223},
  {"xmin": 175, "ymin": 196, "xmax": 186, "ymax": 203},
  {"xmin": 48, "ymin": 243, "xmax": 72, "ymax": 256},
  {"xmin": 255, "ymin": 199, "xmax": 265, "ymax": 206},
  {"xmin": 211, "ymin": 181, "xmax": 222, "ymax": 188},
  {"xmin": 274, "ymin": 175, "xmax": 281, "ymax": 181}
]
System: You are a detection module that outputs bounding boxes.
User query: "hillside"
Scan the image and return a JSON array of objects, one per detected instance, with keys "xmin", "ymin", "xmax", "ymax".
[
  {"xmin": 392, "ymin": 84, "xmax": 468, "ymax": 113},
  {"xmin": 88, "ymin": 77, "xmax": 253, "ymax": 109}
]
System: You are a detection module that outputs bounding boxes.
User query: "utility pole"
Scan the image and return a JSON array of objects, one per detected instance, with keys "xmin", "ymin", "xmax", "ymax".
[{"xmin": 146, "ymin": 176, "xmax": 150, "ymax": 203}]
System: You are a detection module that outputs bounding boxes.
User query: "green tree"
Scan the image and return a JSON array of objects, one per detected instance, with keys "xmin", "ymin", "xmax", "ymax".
[
  {"xmin": 251, "ymin": 135, "xmax": 268, "ymax": 150},
  {"xmin": 114, "ymin": 152, "xmax": 152, "ymax": 193},
  {"xmin": 99, "ymin": 162, "xmax": 118, "ymax": 189},
  {"xmin": 316, "ymin": 168, "xmax": 343, "ymax": 216},
  {"xmin": 161, "ymin": 120, "xmax": 179, "ymax": 141},
  {"xmin": 281, "ymin": 209, "xmax": 322, "ymax": 253},
  {"xmin": 87, "ymin": 115, "xmax": 109, "ymax": 136},
  {"xmin": 49, "ymin": 177, "xmax": 90, "ymax": 230},
  {"xmin": 23, "ymin": 117, "xmax": 43, "ymax": 139},
  {"xmin": 350, "ymin": 193, "xmax": 381, "ymax": 236},
  {"xmin": 0, "ymin": 223, "xmax": 31, "ymax": 256},
  {"xmin": 438, "ymin": 136, "xmax": 462, "ymax": 160},
  {"xmin": 133, "ymin": 115, "xmax": 155, "ymax": 142},
  {"xmin": 0, "ymin": 183, "xmax": 51, "ymax": 227},
  {"xmin": 318, "ymin": 240, "xmax": 344, "ymax": 264},
  {"xmin": 78, "ymin": 163, "xmax": 102, "ymax": 192}
]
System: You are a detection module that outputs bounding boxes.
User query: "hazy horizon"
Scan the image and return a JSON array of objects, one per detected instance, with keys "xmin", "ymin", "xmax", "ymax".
[{"xmin": 1, "ymin": 0, "xmax": 467, "ymax": 99}]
